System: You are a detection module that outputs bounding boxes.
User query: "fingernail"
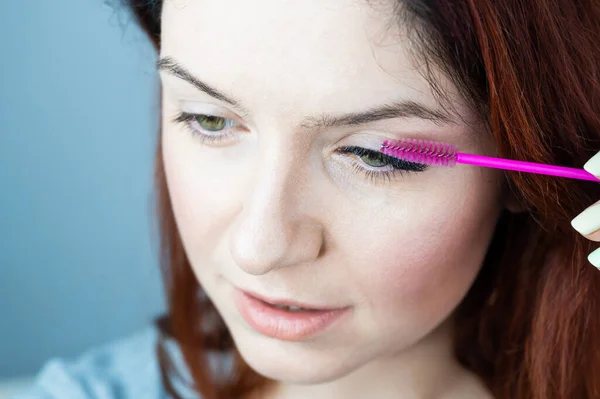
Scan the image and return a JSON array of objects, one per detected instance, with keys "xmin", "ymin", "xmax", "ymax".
[
  {"xmin": 584, "ymin": 152, "xmax": 600, "ymax": 176},
  {"xmin": 588, "ymin": 247, "xmax": 600, "ymax": 268},
  {"xmin": 571, "ymin": 201, "xmax": 600, "ymax": 235}
]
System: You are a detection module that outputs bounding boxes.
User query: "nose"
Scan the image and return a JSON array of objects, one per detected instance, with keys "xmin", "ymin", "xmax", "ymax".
[{"xmin": 229, "ymin": 150, "xmax": 324, "ymax": 276}]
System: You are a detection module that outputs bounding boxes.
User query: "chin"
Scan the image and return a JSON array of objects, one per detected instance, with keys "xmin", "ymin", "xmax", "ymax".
[{"xmin": 230, "ymin": 328, "xmax": 360, "ymax": 384}]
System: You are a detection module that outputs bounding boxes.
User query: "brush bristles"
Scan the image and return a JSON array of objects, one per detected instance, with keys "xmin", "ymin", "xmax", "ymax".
[{"xmin": 380, "ymin": 138, "xmax": 457, "ymax": 167}]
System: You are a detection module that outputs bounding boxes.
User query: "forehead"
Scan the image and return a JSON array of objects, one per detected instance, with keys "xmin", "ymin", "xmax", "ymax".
[
  {"xmin": 160, "ymin": 0, "xmax": 398, "ymax": 62},
  {"xmin": 159, "ymin": 0, "xmax": 465, "ymax": 123}
]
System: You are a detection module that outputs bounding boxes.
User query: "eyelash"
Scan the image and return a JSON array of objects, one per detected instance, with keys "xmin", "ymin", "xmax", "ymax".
[
  {"xmin": 336, "ymin": 146, "xmax": 427, "ymax": 183},
  {"xmin": 171, "ymin": 112, "xmax": 428, "ymax": 183}
]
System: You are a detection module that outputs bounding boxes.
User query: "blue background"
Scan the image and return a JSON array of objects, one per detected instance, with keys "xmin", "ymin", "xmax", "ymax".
[{"xmin": 0, "ymin": 0, "xmax": 165, "ymax": 378}]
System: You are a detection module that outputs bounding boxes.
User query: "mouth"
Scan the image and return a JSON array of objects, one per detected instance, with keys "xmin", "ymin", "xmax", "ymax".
[
  {"xmin": 242, "ymin": 289, "xmax": 342, "ymax": 312},
  {"xmin": 232, "ymin": 288, "xmax": 350, "ymax": 341}
]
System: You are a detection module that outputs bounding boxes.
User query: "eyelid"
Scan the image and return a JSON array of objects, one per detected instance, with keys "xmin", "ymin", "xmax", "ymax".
[
  {"xmin": 337, "ymin": 146, "xmax": 427, "ymax": 171},
  {"xmin": 179, "ymin": 101, "xmax": 246, "ymax": 123},
  {"xmin": 175, "ymin": 112, "xmax": 241, "ymax": 131}
]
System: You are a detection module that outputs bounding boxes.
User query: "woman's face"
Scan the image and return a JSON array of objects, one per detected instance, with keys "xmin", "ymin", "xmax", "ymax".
[{"xmin": 159, "ymin": 0, "xmax": 507, "ymax": 384}]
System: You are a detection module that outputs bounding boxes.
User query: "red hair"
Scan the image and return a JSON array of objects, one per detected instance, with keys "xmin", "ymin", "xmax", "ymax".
[{"xmin": 125, "ymin": 0, "xmax": 600, "ymax": 397}]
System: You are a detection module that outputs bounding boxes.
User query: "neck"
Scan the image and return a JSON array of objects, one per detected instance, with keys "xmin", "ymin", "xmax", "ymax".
[{"xmin": 261, "ymin": 319, "xmax": 490, "ymax": 399}]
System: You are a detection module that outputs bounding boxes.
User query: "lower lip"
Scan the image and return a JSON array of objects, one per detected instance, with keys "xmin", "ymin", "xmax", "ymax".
[{"xmin": 233, "ymin": 289, "xmax": 348, "ymax": 341}]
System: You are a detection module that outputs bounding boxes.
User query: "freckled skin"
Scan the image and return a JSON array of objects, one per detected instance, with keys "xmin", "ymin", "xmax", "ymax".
[{"xmin": 159, "ymin": 0, "xmax": 505, "ymax": 397}]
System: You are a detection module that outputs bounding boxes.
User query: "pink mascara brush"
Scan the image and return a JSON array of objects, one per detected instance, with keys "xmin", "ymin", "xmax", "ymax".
[{"xmin": 380, "ymin": 138, "xmax": 600, "ymax": 182}]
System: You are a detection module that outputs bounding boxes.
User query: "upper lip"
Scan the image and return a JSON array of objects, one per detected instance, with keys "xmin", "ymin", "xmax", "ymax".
[{"xmin": 239, "ymin": 288, "xmax": 346, "ymax": 311}]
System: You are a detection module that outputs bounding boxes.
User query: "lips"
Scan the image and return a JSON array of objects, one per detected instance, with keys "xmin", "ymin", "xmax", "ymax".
[
  {"xmin": 232, "ymin": 288, "xmax": 350, "ymax": 341},
  {"xmin": 242, "ymin": 289, "xmax": 340, "ymax": 311}
]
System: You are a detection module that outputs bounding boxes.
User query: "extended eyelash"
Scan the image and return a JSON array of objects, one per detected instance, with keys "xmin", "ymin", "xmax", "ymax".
[
  {"xmin": 337, "ymin": 146, "xmax": 428, "ymax": 183},
  {"xmin": 171, "ymin": 112, "xmax": 238, "ymax": 144}
]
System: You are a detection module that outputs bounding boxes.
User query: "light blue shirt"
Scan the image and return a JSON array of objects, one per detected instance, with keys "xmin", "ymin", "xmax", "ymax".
[{"xmin": 10, "ymin": 326, "xmax": 210, "ymax": 399}]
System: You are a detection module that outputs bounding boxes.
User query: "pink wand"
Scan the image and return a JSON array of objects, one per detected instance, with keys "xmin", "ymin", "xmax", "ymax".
[{"xmin": 380, "ymin": 138, "xmax": 600, "ymax": 182}]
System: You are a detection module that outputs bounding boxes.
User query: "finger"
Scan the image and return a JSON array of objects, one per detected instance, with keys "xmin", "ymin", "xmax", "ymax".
[
  {"xmin": 571, "ymin": 199, "xmax": 600, "ymax": 241},
  {"xmin": 588, "ymin": 247, "xmax": 600, "ymax": 269},
  {"xmin": 585, "ymin": 229, "xmax": 600, "ymax": 242},
  {"xmin": 584, "ymin": 151, "xmax": 600, "ymax": 178}
]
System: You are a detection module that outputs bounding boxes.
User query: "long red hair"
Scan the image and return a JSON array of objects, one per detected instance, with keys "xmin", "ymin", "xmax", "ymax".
[{"xmin": 124, "ymin": 0, "xmax": 600, "ymax": 397}]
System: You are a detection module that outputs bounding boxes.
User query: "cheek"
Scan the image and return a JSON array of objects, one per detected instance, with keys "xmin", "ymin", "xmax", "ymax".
[
  {"xmin": 345, "ymin": 186, "xmax": 502, "ymax": 334},
  {"xmin": 161, "ymin": 127, "xmax": 243, "ymax": 266}
]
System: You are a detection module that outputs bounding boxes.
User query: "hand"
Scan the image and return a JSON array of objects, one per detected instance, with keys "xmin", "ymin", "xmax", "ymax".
[{"xmin": 571, "ymin": 151, "xmax": 600, "ymax": 268}]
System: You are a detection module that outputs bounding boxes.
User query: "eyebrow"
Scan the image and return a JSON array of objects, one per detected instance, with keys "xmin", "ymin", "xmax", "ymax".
[{"xmin": 157, "ymin": 56, "xmax": 457, "ymax": 128}]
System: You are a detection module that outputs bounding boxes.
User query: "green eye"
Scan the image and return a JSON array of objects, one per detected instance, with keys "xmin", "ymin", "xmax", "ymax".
[
  {"xmin": 173, "ymin": 112, "xmax": 244, "ymax": 145},
  {"xmin": 196, "ymin": 115, "xmax": 226, "ymax": 131},
  {"xmin": 359, "ymin": 152, "xmax": 388, "ymax": 167}
]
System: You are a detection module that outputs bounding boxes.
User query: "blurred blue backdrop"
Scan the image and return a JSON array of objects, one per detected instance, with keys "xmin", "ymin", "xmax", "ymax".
[{"xmin": 0, "ymin": 0, "xmax": 165, "ymax": 378}]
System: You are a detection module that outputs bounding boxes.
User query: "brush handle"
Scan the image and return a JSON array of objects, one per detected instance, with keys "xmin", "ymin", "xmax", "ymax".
[{"xmin": 457, "ymin": 153, "xmax": 600, "ymax": 182}]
